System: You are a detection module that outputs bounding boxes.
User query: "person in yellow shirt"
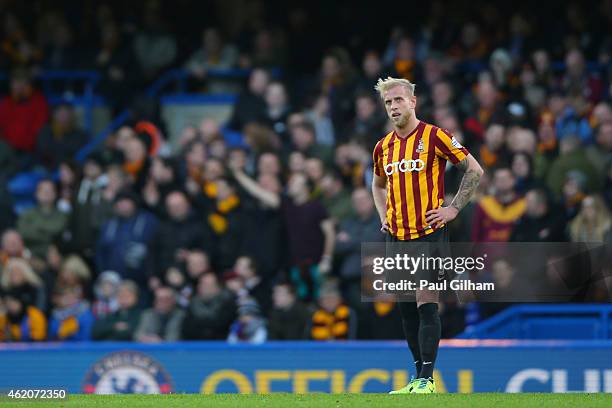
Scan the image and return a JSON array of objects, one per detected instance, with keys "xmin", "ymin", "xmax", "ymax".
[{"xmin": 0, "ymin": 291, "xmax": 47, "ymax": 342}]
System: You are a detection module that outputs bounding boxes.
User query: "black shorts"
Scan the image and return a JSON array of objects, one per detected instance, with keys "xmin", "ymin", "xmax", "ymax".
[{"xmin": 385, "ymin": 226, "xmax": 452, "ymax": 286}]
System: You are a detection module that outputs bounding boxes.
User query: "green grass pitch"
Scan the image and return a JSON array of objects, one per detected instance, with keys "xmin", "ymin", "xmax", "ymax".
[{"xmin": 2, "ymin": 393, "xmax": 611, "ymax": 408}]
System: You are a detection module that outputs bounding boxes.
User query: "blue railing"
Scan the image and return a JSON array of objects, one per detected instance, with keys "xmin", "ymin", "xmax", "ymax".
[
  {"xmin": 75, "ymin": 67, "xmax": 271, "ymax": 162},
  {"xmin": 459, "ymin": 304, "xmax": 612, "ymax": 339}
]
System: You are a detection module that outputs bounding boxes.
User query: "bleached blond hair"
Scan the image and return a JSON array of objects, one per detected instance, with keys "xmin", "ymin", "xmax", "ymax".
[
  {"xmin": 1, "ymin": 257, "xmax": 42, "ymax": 289},
  {"xmin": 374, "ymin": 77, "xmax": 416, "ymax": 100}
]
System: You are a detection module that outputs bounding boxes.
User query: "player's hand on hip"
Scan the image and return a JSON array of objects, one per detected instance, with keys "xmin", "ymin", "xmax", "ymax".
[
  {"xmin": 425, "ymin": 206, "xmax": 458, "ymax": 229},
  {"xmin": 380, "ymin": 220, "xmax": 390, "ymax": 233}
]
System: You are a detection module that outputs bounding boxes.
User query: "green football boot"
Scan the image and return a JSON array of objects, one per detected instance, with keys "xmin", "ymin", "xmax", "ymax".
[
  {"xmin": 389, "ymin": 377, "xmax": 419, "ymax": 394},
  {"xmin": 411, "ymin": 377, "xmax": 436, "ymax": 394}
]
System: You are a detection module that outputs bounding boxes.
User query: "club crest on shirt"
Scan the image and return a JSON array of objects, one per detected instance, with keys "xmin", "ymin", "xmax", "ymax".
[{"xmin": 415, "ymin": 139, "xmax": 425, "ymax": 153}]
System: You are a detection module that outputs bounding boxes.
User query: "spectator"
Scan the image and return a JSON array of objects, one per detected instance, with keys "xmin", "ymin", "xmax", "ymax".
[
  {"xmin": 184, "ymin": 250, "xmax": 213, "ymax": 289},
  {"xmin": 246, "ymin": 29, "xmax": 287, "ymax": 68},
  {"xmin": 205, "ymin": 178, "xmax": 244, "ymax": 271},
  {"xmin": 92, "ymin": 271, "xmax": 121, "ymax": 318},
  {"xmin": 308, "ymin": 280, "xmax": 357, "ymax": 341},
  {"xmin": 268, "ymin": 283, "xmax": 310, "ymax": 340},
  {"xmin": 471, "ymin": 167, "xmax": 526, "ymax": 242},
  {"xmin": 0, "ymin": 257, "xmax": 45, "ymax": 310},
  {"xmin": 17, "ymin": 179, "xmax": 68, "ymax": 260},
  {"xmin": 569, "ymin": 195, "xmax": 611, "ymax": 242},
  {"xmin": 349, "ymin": 92, "xmax": 387, "ymax": 148},
  {"xmin": 586, "ymin": 121, "xmax": 612, "ymax": 174},
  {"xmin": 317, "ymin": 49, "xmax": 358, "ymax": 135},
  {"xmin": 41, "ymin": 20, "xmax": 80, "ymax": 70},
  {"xmin": 1, "ymin": 13, "xmax": 42, "ymax": 68},
  {"xmin": 261, "ymin": 81, "xmax": 291, "ymax": 138},
  {"xmin": 0, "ymin": 176, "xmax": 16, "ymax": 239},
  {"xmin": 0, "ymin": 69, "xmax": 49, "ymax": 154},
  {"xmin": 561, "ymin": 49, "xmax": 604, "ymax": 103},
  {"xmin": 355, "ymin": 50, "xmax": 388, "ymax": 94},
  {"xmin": 283, "ymin": 172, "xmax": 335, "ymax": 300},
  {"xmin": 548, "ymin": 92, "xmax": 593, "ymax": 145},
  {"xmin": 386, "ymin": 36, "xmax": 419, "ymax": 82},
  {"xmin": 464, "ymin": 78, "xmax": 505, "ymax": 140},
  {"xmin": 92, "ymin": 280, "xmax": 141, "ymax": 341},
  {"xmin": 0, "ymin": 229, "xmax": 30, "ymax": 264},
  {"xmin": 132, "ymin": 6, "xmax": 177, "ymax": 82},
  {"xmin": 184, "ymin": 28, "xmax": 239, "ymax": 92},
  {"xmin": 335, "ymin": 188, "xmax": 383, "ymax": 305},
  {"xmin": 163, "ymin": 265, "xmax": 191, "ymax": 308},
  {"xmin": 55, "ymin": 255, "xmax": 92, "ymax": 299},
  {"xmin": 511, "ymin": 189, "xmax": 567, "ymax": 242},
  {"xmin": 510, "ymin": 152, "xmax": 544, "ymax": 194},
  {"xmin": 0, "ymin": 290, "xmax": 47, "ymax": 342},
  {"xmin": 143, "ymin": 157, "xmax": 181, "ymax": 217},
  {"xmin": 95, "ymin": 190, "xmax": 158, "ymax": 292},
  {"xmin": 227, "ymin": 69, "xmax": 269, "ymax": 131},
  {"xmin": 547, "ymin": 136, "xmax": 602, "ymax": 199},
  {"xmin": 49, "ymin": 286, "xmax": 94, "ymax": 341},
  {"xmin": 356, "ymin": 294, "xmax": 404, "ymax": 340},
  {"xmin": 305, "ymin": 94, "xmax": 336, "ymax": 146},
  {"xmin": 182, "ymin": 273, "xmax": 237, "ymax": 340},
  {"xmin": 56, "ymin": 161, "xmax": 80, "ymax": 214},
  {"xmin": 227, "ymin": 297, "xmax": 267, "ymax": 344},
  {"xmin": 35, "ymin": 104, "xmax": 88, "ymax": 170},
  {"xmin": 121, "ymin": 135, "xmax": 150, "ymax": 191},
  {"xmin": 256, "ymin": 152, "xmax": 282, "ymax": 177},
  {"xmin": 561, "ymin": 170, "xmax": 589, "ymax": 220},
  {"xmin": 94, "ymin": 22, "xmax": 138, "ymax": 111},
  {"xmin": 152, "ymin": 191, "xmax": 211, "ymax": 278},
  {"xmin": 305, "ymin": 157, "xmax": 326, "ymax": 195},
  {"xmin": 319, "ymin": 170, "xmax": 354, "ymax": 225},
  {"xmin": 233, "ymin": 256, "xmax": 271, "ymax": 315},
  {"xmin": 230, "ymin": 160, "xmax": 285, "ymax": 281},
  {"xmin": 289, "ymin": 122, "xmax": 333, "ymax": 166},
  {"xmin": 478, "ymin": 123, "xmax": 508, "ymax": 170},
  {"xmin": 135, "ymin": 286, "xmax": 185, "ymax": 343},
  {"xmin": 68, "ymin": 155, "xmax": 115, "ymax": 260}
]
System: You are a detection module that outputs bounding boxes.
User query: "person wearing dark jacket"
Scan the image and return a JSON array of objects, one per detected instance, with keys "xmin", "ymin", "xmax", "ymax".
[
  {"xmin": 230, "ymin": 160, "xmax": 285, "ymax": 282},
  {"xmin": 92, "ymin": 280, "xmax": 141, "ymax": 341},
  {"xmin": 96, "ymin": 191, "xmax": 158, "ymax": 290},
  {"xmin": 356, "ymin": 294, "xmax": 404, "ymax": 340},
  {"xmin": 267, "ymin": 283, "xmax": 310, "ymax": 340},
  {"xmin": 68, "ymin": 154, "xmax": 115, "ymax": 260},
  {"xmin": 204, "ymin": 178, "xmax": 244, "ymax": 271},
  {"xmin": 233, "ymin": 256, "xmax": 272, "ymax": 315},
  {"xmin": 226, "ymin": 68, "xmax": 269, "ymax": 131},
  {"xmin": 335, "ymin": 188, "xmax": 383, "ymax": 306},
  {"xmin": 152, "ymin": 191, "xmax": 212, "ymax": 278},
  {"xmin": 35, "ymin": 104, "xmax": 89, "ymax": 170},
  {"xmin": 510, "ymin": 188, "xmax": 567, "ymax": 242},
  {"xmin": 182, "ymin": 273, "xmax": 237, "ymax": 340}
]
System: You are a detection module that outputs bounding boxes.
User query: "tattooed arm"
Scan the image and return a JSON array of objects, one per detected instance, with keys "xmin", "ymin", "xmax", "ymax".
[
  {"xmin": 450, "ymin": 155, "xmax": 484, "ymax": 211},
  {"xmin": 425, "ymin": 154, "xmax": 484, "ymax": 229}
]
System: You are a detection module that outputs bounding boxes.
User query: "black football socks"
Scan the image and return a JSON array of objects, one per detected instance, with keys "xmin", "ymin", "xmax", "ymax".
[
  {"xmin": 398, "ymin": 302, "xmax": 422, "ymax": 376},
  {"xmin": 417, "ymin": 302, "xmax": 441, "ymax": 379}
]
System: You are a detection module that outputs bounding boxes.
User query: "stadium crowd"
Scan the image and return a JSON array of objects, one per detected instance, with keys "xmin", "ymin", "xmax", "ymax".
[{"xmin": 0, "ymin": 0, "xmax": 611, "ymax": 343}]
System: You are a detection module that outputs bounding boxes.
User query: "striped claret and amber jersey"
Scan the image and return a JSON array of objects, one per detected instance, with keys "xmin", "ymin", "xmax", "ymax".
[{"xmin": 372, "ymin": 121, "xmax": 470, "ymax": 240}]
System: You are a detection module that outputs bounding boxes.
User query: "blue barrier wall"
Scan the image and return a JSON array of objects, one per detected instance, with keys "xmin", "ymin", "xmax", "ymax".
[{"xmin": 0, "ymin": 341, "xmax": 610, "ymax": 394}]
